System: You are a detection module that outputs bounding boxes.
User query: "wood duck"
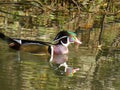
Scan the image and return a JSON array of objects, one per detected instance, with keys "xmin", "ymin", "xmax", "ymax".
[
  {"xmin": 49, "ymin": 54, "xmax": 80, "ymax": 76},
  {"xmin": 0, "ymin": 31, "xmax": 82, "ymax": 56}
]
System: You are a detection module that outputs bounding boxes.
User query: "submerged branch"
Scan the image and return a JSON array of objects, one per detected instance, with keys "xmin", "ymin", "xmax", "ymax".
[{"xmin": 98, "ymin": 0, "xmax": 111, "ymax": 45}]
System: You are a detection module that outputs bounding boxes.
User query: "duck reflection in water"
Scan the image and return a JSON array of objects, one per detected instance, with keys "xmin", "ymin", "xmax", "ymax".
[{"xmin": 49, "ymin": 54, "xmax": 80, "ymax": 76}]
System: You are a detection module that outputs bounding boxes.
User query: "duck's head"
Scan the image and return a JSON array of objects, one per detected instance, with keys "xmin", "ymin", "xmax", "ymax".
[{"xmin": 53, "ymin": 31, "xmax": 82, "ymax": 47}]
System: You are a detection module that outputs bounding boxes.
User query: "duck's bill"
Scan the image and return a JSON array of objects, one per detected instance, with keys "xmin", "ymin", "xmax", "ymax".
[{"xmin": 74, "ymin": 38, "xmax": 82, "ymax": 44}]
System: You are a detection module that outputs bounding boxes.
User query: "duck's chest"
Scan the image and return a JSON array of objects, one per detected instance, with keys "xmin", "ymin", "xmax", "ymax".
[{"xmin": 53, "ymin": 45, "xmax": 68, "ymax": 55}]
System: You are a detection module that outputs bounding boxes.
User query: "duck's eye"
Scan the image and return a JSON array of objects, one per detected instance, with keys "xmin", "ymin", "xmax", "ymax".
[{"xmin": 69, "ymin": 37, "xmax": 75, "ymax": 42}]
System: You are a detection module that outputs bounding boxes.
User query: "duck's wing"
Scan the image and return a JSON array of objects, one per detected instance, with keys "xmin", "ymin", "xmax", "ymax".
[{"xmin": 14, "ymin": 39, "xmax": 53, "ymax": 46}]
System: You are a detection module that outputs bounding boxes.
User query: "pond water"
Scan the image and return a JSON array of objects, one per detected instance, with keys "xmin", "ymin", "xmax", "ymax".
[{"xmin": 0, "ymin": 42, "xmax": 120, "ymax": 90}]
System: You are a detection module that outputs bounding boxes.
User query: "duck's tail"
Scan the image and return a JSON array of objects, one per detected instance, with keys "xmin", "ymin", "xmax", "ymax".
[{"xmin": 0, "ymin": 32, "xmax": 21, "ymax": 50}]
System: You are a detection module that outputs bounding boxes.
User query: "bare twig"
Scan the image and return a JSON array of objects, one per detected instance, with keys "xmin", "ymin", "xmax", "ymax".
[
  {"xmin": 0, "ymin": 1, "xmax": 43, "ymax": 9},
  {"xmin": 72, "ymin": 0, "xmax": 80, "ymax": 13},
  {"xmin": 0, "ymin": 9, "xmax": 28, "ymax": 17}
]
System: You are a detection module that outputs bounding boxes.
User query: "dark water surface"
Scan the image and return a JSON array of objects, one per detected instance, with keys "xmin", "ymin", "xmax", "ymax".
[{"xmin": 0, "ymin": 42, "xmax": 120, "ymax": 90}]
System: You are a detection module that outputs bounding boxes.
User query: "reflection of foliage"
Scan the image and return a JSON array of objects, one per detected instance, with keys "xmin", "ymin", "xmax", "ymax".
[
  {"xmin": 92, "ymin": 60, "xmax": 120, "ymax": 90},
  {"xmin": 111, "ymin": 34, "xmax": 120, "ymax": 47},
  {"xmin": 0, "ymin": 0, "xmax": 120, "ymax": 46},
  {"xmin": 0, "ymin": 0, "xmax": 120, "ymax": 27},
  {"xmin": 96, "ymin": 34, "xmax": 120, "ymax": 61}
]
